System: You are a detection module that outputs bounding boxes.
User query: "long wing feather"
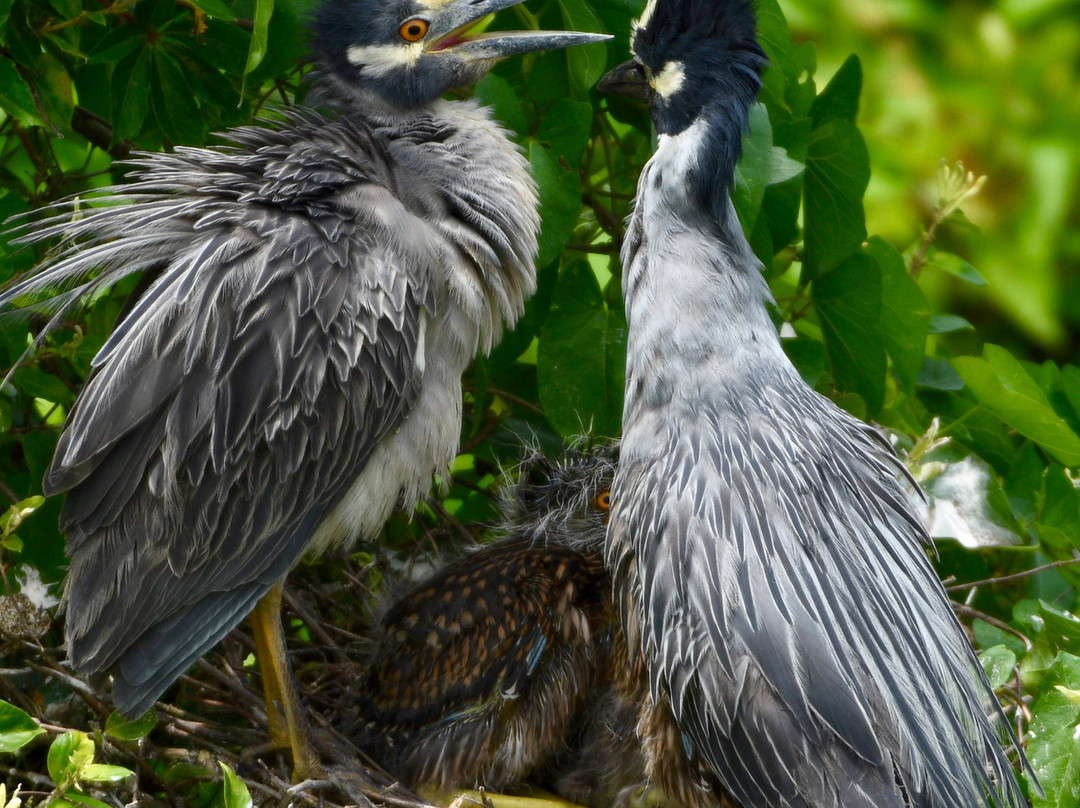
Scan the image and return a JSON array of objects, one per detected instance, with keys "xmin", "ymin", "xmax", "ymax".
[
  {"xmin": 613, "ymin": 373, "xmax": 1023, "ymax": 807},
  {"xmin": 1, "ymin": 112, "xmax": 438, "ymax": 715}
]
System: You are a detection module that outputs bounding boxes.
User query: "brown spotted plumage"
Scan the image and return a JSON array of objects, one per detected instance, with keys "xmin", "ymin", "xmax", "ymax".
[{"xmin": 346, "ymin": 448, "xmax": 639, "ymax": 800}]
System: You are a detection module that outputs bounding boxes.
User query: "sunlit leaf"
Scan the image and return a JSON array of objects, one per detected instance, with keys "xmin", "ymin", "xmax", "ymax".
[
  {"xmin": 1028, "ymin": 652, "xmax": 1080, "ymax": 807},
  {"xmin": 980, "ymin": 645, "xmax": 1018, "ymax": 690},
  {"xmin": 954, "ymin": 345, "xmax": 1080, "ymax": 466},
  {"xmin": 0, "ymin": 699, "xmax": 44, "ymax": 753},
  {"xmin": 219, "ymin": 762, "xmax": 254, "ymax": 808},
  {"xmin": 244, "ymin": 0, "xmax": 275, "ymax": 75},
  {"xmin": 105, "ymin": 709, "xmax": 158, "ymax": 741}
]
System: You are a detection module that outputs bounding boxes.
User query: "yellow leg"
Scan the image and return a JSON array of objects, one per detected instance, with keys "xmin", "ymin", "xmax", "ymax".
[{"xmin": 249, "ymin": 581, "xmax": 323, "ymax": 781}]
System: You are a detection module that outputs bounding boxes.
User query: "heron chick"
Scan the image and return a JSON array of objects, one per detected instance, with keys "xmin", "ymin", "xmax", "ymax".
[
  {"xmin": 601, "ymin": 0, "xmax": 1030, "ymax": 805},
  {"xmin": 347, "ymin": 447, "xmax": 630, "ymax": 799},
  {"xmin": 0, "ymin": 0, "xmax": 607, "ymax": 779}
]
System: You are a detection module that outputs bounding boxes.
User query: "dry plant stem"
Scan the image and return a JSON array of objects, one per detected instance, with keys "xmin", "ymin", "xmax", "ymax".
[
  {"xmin": 427, "ymin": 499, "xmax": 475, "ymax": 544},
  {"xmin": 0, "ymin": 476, "xmax": 20, "ymax": 504},
  {"xmin": 283, "ymin": 589, "xmax": 340, "ymax": 651},
  {"xmin": 951, "ymin": 603, "xmax": 1034, "ymax": 652},
  {"xmin": 1, "ymin": 765, "xmax": 54, "ymax": 789},
  {"xmin": 480, "ymin": 387, "xmax": 546, "ymax": 416},
  {"xmin": 194, "ymin": 656, "xmax": 265, "ymax": 710},
  {"xmin": 26, "ymin": 659, "xmax": 110, "ymax": 716},
  {"xmin": 459, "ymin": 414, "xmax": 504, "ymax": 455},
  {"xmin": 945, "ymin": 557, "xmax": 1080, "ymax": 592}
]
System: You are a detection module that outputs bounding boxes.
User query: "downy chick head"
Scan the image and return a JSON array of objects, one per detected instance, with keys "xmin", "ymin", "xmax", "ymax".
[{"xmin": 500, "ymin": 443, "xmax": 618, "ymax": 553}]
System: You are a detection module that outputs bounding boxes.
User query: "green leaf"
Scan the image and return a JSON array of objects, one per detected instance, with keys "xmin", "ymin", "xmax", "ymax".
[
  {"xmin": 1028, "ymin": 652, "xmax": 1080, "ymax": 807},
  {"xmin": 244, "ymin": 0, "xmax": 275, "ymax": 76},
  {"xmin": 767, "ymin": 145, "xmax": 804, "ymax": 185},
  {"xmin": 973, "ymin": 619, "xmax": 1029, "ymax": 658},
  {"xmin": 529, "ymin": 140, "xmax": 582, "ymax": 268},
  {"xmin": 10, "ymin": 367, "xmax": 75, "ymax": 405},
  {"xmin": 734, "ymin": 104, "xmax": 773, "ymax": 235},
  {"xmin": 112, "ymin": 45, "xmax": 153, "ymax": 141},
  {"xmin": 865, "ymin": 237, "xmax": 928, "ymax": 389},
  {"xmin": 1059, "ymin": 365, "xmax": 1080, "ymax": 425},
  {"xmin": 80, "ymin": 763, "xmax": 135, "ymax": 783},
  {"xmin": 802, "ymin": 119, "xmax": 869, "ymax": 278},
  {"xmin": 63, "ymin": 794, "xmax": 114, "ymax": 808},
  {"xmin": 48, "ymin": 731, "xmax": 94, "ymax": 786},
  {"xmin": 152, "ymin": 48, "xmax": 206, "ymax": 145},
  {"xmin": 0, "ymin": 58, "xmax": 44, "ymax": 127},
  {"xmin": 219, "ymin": 762, "xmax": 254, "ymax": 808},
  {"xmin": 810, "ymin": 53, "xmax": 861, "ymax": 126},
  {"xmin": 928, "ymin": 314, "xmax": 973, "ymax": 334},
  {"xmin": 555, "ymin": 0, "xmax": 606, "ymax": 95},
  {"xmin": 475, "ymin": 74, "xmax": 527, "ymax": 137},
  {"xmin": 979, "ymin": 645, "xmax": 1018, "ymax": 690},
  {"xmin": 754, "ymin": 0, "xmax": 796, "ymax": 83},
  {"xmin": 187, "ymin": 0, "xmax": 236, "ymax": 20},
  {"xmin": 927, "ymin": 250, "xmax": 988, "ymax": 286},
  {"xmin": 812, "ymin": 252, "xmax": 886, "ymax": 414},
  {"xmin": 105, "ymin": 709, "xmax": 158, "ymax": 741},
  {"xmin": 953, "ymin": 345, "xmax": 1080, "ymax": 466},
  {"xmin": 1, "ymin": 495, "xmax": 45, "ymax": 540},
  {"xmin": 537, "ymin": 261, "xmax": 626, "ymax": 439},
  {"xmin": 536, "ymin": 99, "xmax": 593, "ymax": 165},
  {"xmin": 0, "ymin": 699, "xmax": 45, "ymax": 753}
]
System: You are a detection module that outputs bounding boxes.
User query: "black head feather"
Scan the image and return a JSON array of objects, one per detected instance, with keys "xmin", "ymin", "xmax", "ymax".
[
  {"xmin": 631, "ymin": 0, "xmax": 766, "ymax": 136},
  {"xmin": 605, "ymin": 0, "xmax": 767, "ymax": 223}
]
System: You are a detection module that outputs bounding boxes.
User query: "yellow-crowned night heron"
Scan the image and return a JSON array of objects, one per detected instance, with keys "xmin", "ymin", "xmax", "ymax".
[
  {"xmin": 600, "ymin": 1, "xmax": 1030, "ymax": 806},
  {"xmin": 0, "ymin": 0, "xmax": 606, "ymax": 778},
  {"xmin": 348, "ymin": 447, "xmax": 637, "ymax": 801}
]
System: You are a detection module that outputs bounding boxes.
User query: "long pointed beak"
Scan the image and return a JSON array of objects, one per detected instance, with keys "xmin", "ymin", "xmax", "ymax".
[
  {"xmin": 598, "ymin": 59, "xmax": 652, "ymax": 99},
  {"xmin": 428, "ymin": 0, "xmax": 611, "ymax": 61}
]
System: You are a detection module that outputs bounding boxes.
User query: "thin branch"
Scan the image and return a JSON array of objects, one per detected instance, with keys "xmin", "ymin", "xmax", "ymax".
[
  {"xmin": 945, "ymin": 558, "xmax": 1080, "ymax": 592},
  {"xmin": 951, "ymin": 603, "xmax": 1033, "ymax": 652}
]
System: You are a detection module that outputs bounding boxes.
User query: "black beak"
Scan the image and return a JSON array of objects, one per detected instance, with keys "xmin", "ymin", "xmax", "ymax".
[{"xmin": 598, "ymin": 59, "xmax": 652, "ymax": 100}]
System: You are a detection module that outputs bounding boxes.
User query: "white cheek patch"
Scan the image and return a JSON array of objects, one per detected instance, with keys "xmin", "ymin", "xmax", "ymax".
[
  {"xmin": 416, "ymin": 0, "xmax": 454, "ymax": 8},
  {"xmin": 650, "ymin": 60, "xmax": 685, "ymax": 98},
  {"xmin": 346, "ymin": 41, "xmax": 425, "ymax": 76}
]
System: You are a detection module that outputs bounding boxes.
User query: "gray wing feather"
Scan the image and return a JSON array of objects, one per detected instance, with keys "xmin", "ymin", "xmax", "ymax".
[
  {"xmin": 613, "ymin": 376, "xmax": 1023, "ymax": 808},
  {"xmin": 2, "ymin": 113, "xmax": 437, "ymax": 714}
]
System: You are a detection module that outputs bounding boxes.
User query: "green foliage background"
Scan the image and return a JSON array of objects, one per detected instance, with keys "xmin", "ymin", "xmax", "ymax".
[{"xmin": 1, "ymin": 0, "xmax": 1080, "ymax": 803}]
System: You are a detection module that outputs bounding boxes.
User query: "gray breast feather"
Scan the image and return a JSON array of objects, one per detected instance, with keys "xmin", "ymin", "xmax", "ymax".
[{"xmin": 612, "ymin": 380, "xmax": 1016, "ymax": 807}]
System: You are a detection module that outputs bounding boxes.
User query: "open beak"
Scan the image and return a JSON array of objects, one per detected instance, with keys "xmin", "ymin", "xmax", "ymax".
[
  {"xmin": 598, "ymin": 59, "xmax": 652, "ymax": 100},
  {"xmin": 426, "ymin": 0, "xmax": 611, "ymax": 61}
]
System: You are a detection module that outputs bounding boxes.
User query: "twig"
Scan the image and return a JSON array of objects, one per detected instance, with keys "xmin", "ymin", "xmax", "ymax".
[
  {"xmin": 950, "ymin": 603, "xmax": 1033, "ymax": 652},
  {"xmin": 26, "ymin": 659, "xmax": 110, "ymax": 716},
  {"xmin": 283, "ymin": 588, "xmax": 340, "ymax": 651},
  {"xmin": 945, "ymin": 557, "xmax": 1080, "ymax": 592}
]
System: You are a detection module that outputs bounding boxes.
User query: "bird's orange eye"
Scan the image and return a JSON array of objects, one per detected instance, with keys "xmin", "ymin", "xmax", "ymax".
[
  {"xmin": 593, "ymin": 490, "xmax": 611, "ymax": 511},
  {"xmin": 399, "ymin": 18, "xmax": 428, "ymax": 42}
]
